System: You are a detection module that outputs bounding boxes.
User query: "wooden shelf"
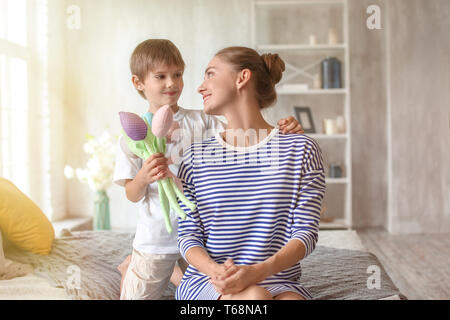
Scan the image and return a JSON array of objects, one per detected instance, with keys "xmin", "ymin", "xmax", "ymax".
[
  {"xmin": 257, "ymin": 44, "xmax": 347, "ymax": 51},
  {"xmin": 256, "ymin": 0, "xmax": 345, "ymax": 7},
  {"xmin": 52, "ymin": 217, "xmax": 93, "ymax": 236},
  {"xmin": 277, "ymin": 88, "xmax": 347, "ymax": 95},
  {"xmin": 310, "ymin": 133, "xmax": 348, "ymax": 139},
  {"xmin": 325, "ymin": 178, "xmax": 348, "ymax": 184},
  {"xmin": 319, "ymin": 218, "xmax": 349, "ymax": 230}
]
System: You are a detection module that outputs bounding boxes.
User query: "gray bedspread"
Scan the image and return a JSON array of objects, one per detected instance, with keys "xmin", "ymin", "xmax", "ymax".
[{"xmin": 4, "ymin": 230, "xmax": 406, "ymax": 300}]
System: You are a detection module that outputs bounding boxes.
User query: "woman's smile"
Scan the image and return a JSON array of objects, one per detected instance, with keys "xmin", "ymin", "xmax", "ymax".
[{"xmin": 202, "ymin": 94, "xmax": 211, "ymax": 103}]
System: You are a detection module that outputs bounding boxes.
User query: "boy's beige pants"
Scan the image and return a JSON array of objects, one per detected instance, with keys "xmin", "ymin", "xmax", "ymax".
[{"xmin": 120, "ymin": 248, "xmax": 188, "ymax": 300}]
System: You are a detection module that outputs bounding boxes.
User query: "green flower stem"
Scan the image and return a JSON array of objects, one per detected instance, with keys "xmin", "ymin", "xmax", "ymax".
[
  {"xmin": 169, "ymin": 178, "xmax": 196, "ymax": 212},
  {"xmin": 158, "ymin": 181, "xmax": 172, "ymax": 233},
  {"xmin": 143, "ymin": 139, "xmax": 191, "ymax": 220},
  {"xmin": 160, "ymin": 178, "xmax": 187, "ymax": 220}
]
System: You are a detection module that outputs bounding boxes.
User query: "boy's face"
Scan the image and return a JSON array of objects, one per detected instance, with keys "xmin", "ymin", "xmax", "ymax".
[{"xmin": 136, "ymin": 63, "xmax": 184, "ymax": 109}]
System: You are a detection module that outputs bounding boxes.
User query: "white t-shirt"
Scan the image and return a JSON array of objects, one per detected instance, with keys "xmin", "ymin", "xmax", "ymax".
[{"xmin": 113, "ymin": 106, "xmax": 225, "ymax": 254}]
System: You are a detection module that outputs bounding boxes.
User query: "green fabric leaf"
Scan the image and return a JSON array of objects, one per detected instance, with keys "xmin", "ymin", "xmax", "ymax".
[{"xmin": 121, "ymin": 130, "xmax": 150, "ymax": 159}]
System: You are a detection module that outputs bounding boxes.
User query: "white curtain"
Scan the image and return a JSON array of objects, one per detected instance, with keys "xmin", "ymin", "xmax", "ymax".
[{"xmin": 0, "ymin": 0, "xmax": 65, "ymax": 221}]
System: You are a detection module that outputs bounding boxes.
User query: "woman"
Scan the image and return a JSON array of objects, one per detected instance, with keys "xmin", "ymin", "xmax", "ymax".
[{"xmin": 176, "ymin": 47, "xmax": 326, "ymax": 300}]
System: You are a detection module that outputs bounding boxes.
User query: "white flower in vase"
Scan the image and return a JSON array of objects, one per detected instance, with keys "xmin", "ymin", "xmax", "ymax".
[
  {"xmin": 64, "ymin": 130, "xmax": 117, "ymax": 230},
  {"xmin": 64, "ymin": 165, "xmax": 75, "ymax": 179}
]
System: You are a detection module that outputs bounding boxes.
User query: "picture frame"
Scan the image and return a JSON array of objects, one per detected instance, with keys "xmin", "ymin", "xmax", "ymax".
[{"xmin": 294, "ymin": 106, "xmax": 316, "ymax": 133}]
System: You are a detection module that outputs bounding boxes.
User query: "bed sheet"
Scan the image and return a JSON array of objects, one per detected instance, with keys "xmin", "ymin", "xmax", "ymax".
[{"xmin": 1, "ymin": 230, "xmax": 406, "ymax": 300}]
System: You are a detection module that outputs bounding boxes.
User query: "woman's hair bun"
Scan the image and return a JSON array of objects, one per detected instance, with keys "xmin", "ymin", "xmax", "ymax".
[{"xmin": 261, "ymin": 53, "xmax": 286, "ymax": 85}]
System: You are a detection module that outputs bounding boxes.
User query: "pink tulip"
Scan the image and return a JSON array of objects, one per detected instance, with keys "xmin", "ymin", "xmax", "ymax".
[{"xmin": 152, "ymin": 105, "xmax": 173, "ymax": 138}]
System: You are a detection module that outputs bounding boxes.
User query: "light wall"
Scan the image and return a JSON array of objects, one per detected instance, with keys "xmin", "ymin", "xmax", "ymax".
[
  {"xmin": 47, "ymin": 0, "xmax": 67, "ymax": 221},
  {"xmin": 348, "ymin": 0, "xmax": 387, "ymax": 228},
  {"xmin": 386, "ymin": 0, "xmax": 450, "ymax": 233}
]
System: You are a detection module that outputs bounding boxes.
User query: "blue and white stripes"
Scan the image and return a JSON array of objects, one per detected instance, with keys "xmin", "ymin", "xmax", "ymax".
[{"xmin": 176, "ymin": 130, "xmax": 325, "ymax": 300}]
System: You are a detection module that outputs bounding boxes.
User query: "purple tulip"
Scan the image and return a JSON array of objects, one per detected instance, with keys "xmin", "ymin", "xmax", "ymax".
[{"xmin": 119, "ymin": 112, "xmax": 148, "ymax": 141}]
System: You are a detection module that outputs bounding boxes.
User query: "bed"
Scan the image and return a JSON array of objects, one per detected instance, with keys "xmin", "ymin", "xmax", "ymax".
[{"xmin": 1, "ymin": 229, "xmax": 407, "ymax": 300}]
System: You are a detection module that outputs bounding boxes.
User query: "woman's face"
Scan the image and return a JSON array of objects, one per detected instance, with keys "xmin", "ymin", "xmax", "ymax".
[{"xmin": 197, "ymin": 56, "xmax": 238, "ymax": 115}]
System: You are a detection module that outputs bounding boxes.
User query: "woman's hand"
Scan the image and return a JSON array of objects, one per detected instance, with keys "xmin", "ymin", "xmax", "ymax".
[
  {"xmin": 210, "ymin": 259, "xmax": 265, "ymax": 296},
  {"xmin": 206, "ymin": 258, "xmax": 235, "ymax": 280},
  {"xmin": 278, "ymin": 116, "xmax": 304, "ymax": 134}
]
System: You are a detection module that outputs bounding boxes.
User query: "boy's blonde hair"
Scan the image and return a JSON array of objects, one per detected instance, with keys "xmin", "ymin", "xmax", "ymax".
[{"xmin": 130, "ymin": 39, "xmax": 185, "ymax": 99}]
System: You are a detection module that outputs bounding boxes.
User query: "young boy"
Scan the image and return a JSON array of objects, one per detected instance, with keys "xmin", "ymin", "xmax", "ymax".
[{"xmin": 114, "ymin": 39, "xmax": 303, "ymax": 300}]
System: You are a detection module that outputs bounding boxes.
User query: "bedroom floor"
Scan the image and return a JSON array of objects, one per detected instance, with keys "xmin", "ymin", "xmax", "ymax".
[{"xmin": 356, "ymin": 227, "xmax": 450, "ymax": 300}]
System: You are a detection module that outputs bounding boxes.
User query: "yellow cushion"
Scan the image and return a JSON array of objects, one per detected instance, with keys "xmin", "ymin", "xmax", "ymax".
[{"xmin": 0, "ymin": 178, "xmax": 54, "ymax": 255}]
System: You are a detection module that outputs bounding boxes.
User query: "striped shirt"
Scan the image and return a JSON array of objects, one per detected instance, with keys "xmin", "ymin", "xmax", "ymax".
[{"xmin": 175, "ymin": 128, "xmax": 326, "ymax": 300}]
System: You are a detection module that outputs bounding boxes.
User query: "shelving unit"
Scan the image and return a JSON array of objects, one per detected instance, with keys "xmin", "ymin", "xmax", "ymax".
[{"xmin": 252, "ymin": 0, "xmax": 352, "ymax": 230}]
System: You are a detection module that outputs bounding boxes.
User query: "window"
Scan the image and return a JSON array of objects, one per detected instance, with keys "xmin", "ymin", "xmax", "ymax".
[
  {"xmin": 0, "ymin": 0, "xmax": 52, "ymax": 218},
  {"xmin": 0, "ymin": 0, "xmax": 30, "ymax": 194},
  {"xmin": 0, "ymin": 0, "xmax": 27, "ymax": 46},
  {"xmin": 0, "ymin": 55, "xmax": 30, "ymax": 193}
]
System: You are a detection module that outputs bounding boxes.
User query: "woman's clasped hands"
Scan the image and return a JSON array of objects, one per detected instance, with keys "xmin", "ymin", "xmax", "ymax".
[{"xmin": 209, "ymin": 258, "xmax": 264, "ymax": 296}]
